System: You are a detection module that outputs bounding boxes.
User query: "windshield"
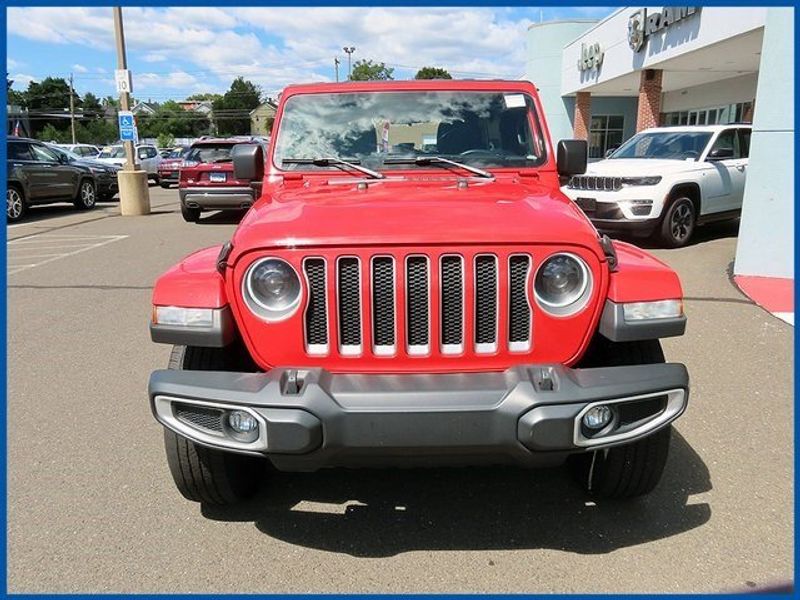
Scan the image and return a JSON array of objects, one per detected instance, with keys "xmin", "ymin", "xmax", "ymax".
[
  {"xmin": 610, "ymin": 131, "xmax": 713, "ymax": 160},
  {"xmin": 167, "ymin": 147, "xmax": 189, "ymax": 159},
  {"xmin": 186, "ymin": 143, "xmax": 235, "ymax": 164},
  {"xmin": 98, "ymin": 146, "xmax": 125, "ymax": 159},
  {"xmin": 48, "ymin": 145, "xmax": 79, "ymax": 161},
  {"xmin": 273, "ymin": 90, "xmax": 546, "ymax": 171}
]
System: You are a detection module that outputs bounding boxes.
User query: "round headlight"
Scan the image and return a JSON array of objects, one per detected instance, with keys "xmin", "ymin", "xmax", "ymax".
[
  {"xmin": 534, "ymin": 253, "xmax": 592, "ymax": 314},
  {"xmin": 243, "ymin": 257, "xmax": 302, "ymax": 321}
]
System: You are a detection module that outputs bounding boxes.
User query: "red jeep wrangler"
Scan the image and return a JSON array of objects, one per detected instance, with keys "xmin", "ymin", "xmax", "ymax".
[{"xmin": 149, "ymin": 80, "xmax": 688, "ymax": 506}]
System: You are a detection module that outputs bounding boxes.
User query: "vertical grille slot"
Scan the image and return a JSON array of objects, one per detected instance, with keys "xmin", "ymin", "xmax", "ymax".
[
  {"xmin": 371, "ymin": 256, "xmax": 395, "ymax": 355},
  {"xmin": 304, "ymin": 258, "xmax": 328, "ymax": 354},
  {"xmin": 508, "ymin": 255, "xmax": 532, "ymax": 351},
  {"xmin": 406, "ymin": 256, "xmax": 429, "ymax": 354},
  {"xmin": 474, "ymin": 255, "xmax": 498, "ymax": 352},
  {"xmin": 440, "ymin": 255, "xmax": 464, "ymax": 354},
  {"xmin": 337, "ymin": 257, "xmax": 362, "ymax": 355}
]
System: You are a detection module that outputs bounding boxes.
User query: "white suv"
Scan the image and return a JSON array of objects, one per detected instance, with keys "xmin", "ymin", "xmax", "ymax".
[
  {"xmin": 95, "ymin": 144, "xmax": 162, "ymax": 183},
  {"xmin": 562, "ymin": 125, "xmax": 751, "ymax": 247}
]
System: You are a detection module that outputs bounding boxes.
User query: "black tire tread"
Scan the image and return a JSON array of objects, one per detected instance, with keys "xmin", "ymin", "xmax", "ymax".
[
  {"xmin": 572, "ymin": 338, "xmax": 672, "ymax": 499},
  {"xmin": 162, "ymin": 345, "xmax": 261, "ymax": 505},
  {"xmin": 181, "ymin": 203, "xmax": 201, "ymax": 222}
]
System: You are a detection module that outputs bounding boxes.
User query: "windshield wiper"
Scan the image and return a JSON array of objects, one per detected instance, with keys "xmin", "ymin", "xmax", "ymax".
[
  {"xmin": 385, "ymin": 156, "xmax": 493, "ymax": 179},
  {"xmin": 283, "ymin": 157, "xmax": 384, "ymax": 179}
]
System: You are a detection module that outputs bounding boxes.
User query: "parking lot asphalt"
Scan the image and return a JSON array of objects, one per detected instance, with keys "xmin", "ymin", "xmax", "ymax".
[{"xmin": 7, "ymin": 187, "xmax": 794, "ymax": 593}]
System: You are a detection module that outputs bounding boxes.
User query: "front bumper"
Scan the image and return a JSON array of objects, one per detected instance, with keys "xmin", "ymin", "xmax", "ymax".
[
  {"xmin": 148, "ymin": 363, "xmax": 689, "ymax": 470},
  {"xmin": 179, "ymin": 186, "xmax": 254, "ymax": 210}
]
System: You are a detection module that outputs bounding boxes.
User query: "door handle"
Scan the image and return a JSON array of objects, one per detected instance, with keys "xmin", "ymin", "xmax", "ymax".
[{"xmin": 736, "ymin": 165, "xmax": 746, "ymax": 172}]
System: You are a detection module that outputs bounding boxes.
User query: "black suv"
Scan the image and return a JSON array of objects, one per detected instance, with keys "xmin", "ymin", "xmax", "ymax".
[{"xmin": 7, "ymin": 137, "xmax": 98, "ymax": 222}]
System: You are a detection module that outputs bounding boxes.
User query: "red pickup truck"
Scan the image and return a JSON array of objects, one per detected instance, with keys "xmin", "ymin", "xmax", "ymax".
[{"xmin": 148, "ymin": 80, "xmax": 688, "ymax": 506}]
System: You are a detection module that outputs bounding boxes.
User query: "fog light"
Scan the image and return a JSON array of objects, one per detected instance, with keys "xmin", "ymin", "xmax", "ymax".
[
  {"xmin": 582, "ymin": 405, "xmax": 612, "ymax": 430},
  {"xmin": 228, "ymin": 410, "xmax": 258, "ymax": 434}
]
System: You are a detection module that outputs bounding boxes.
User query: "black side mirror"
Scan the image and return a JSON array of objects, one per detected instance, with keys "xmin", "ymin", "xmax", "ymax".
[
  {"xmin": 707, "ymin": 147, "xmax": 734, "ymax": 161},
  {"xmin": 232, "ymin": 144, "xmax": 264, "ymax": 182},
  {"xmin": 557, "ymin": 139, "xmax": 588, "ymax": 176},
  {"xmin": 605, "ymin": 146, "xmax": 618, "ymax": 158}
]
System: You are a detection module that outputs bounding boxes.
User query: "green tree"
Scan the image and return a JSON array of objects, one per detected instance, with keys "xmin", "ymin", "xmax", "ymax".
[
  {"xmin": 7, "ymin": 78, "xmax": 26, "ymax": 107},
  {"xmin": 186, "ymin": 92, "xmax": 222, "ymax": 103},
  {"xmin": 82, "ymin": 92, "xmax": 103, "ymax": 114},
  {"xmin": 25, "ymin": 76, "xmax": 81, "ymax": 111},
  {"xmin": 40, "ymin": 123, "xmax": 69, "ymax": 143},
  {"xmin": 213, "ymin": 77, "xmax": 262, "ymax": 135},
  {"xmin": 414, "ymin": 66, "xmax": 452, "ymax": 80},
  {"xmin": 350, "ymin": 60, "xmax": 394, "ymax": 81},
  {"xmin": 157, "ymin": 132, "xmax": 176, "ymax": 148}
]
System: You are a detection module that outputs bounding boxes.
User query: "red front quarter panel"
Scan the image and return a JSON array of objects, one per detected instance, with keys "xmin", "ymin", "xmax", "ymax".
[
  {"xmin": 608, "ymin": 241, "xmax": 683, "ymax": 302},
  {"xmin": 152, "ymin": 246, "xmax": 228, "ymax": 309}
]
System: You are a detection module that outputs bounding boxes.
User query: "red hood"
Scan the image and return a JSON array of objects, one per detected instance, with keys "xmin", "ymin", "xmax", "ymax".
[{"xmin": 229, "ymin": 174, "xmax": 602, "ymax": 263}]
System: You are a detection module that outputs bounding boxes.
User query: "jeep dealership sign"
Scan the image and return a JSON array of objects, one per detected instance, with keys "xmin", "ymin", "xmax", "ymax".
[
  {"xmin": 577, "ymin": 42, "xmax": 604, "ymax": 71},
  {"xmin": 628, "ymin": 7, "xmax": 700, "ymax": 52}
]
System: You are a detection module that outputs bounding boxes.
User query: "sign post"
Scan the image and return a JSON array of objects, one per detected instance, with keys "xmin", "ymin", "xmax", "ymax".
[{"xmin": 113, "ymin": 7, "xmax": 150, "ymax": 215}]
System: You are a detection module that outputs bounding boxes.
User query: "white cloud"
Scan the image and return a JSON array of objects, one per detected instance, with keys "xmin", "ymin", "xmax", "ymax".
[
  {"xmin": 7, "ymin": 58, "xmax": 22, "ymax": 70},
  {"xmin": 72, "ymin": 63, "xmax": 89, "ymax": 73},
  {"xmin": 6, "ymin": 7, "xmax": 566, "ymax": 97},
  {"xmin": 9, "ymin": 73, "xmax": 37, "ymax": 88}
]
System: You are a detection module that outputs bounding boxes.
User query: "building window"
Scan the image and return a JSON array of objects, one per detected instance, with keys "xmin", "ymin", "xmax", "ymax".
[
  {"xmin": 589, "ymin": 115, "xmax": 624, "ymax": 159},
  {"xmin": 661, "ymin": 101, "xmax": 754, "ymax": 127}
]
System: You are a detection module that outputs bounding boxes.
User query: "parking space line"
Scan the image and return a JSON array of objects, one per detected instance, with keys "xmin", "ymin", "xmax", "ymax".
[{"xmin": 7, "ymin": 233, "xmax": 128, "ymax": 275}]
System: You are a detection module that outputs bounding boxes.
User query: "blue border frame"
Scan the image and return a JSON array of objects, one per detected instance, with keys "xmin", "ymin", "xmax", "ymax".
[{"xmin": 1, "ymin": 1, "xmax": 797, "ymax": 597}]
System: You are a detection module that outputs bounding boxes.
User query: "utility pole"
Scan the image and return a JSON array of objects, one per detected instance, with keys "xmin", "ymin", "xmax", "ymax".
[
  {"xmin": 343, "ymin": 46, "xmax": 355, "ymax": 79},
  {"xmin": 334, "ymin": 57, "xmax": 340, "ymax": 83},
  {"xmin": 68, "ymin": 73, "xmax": 76, "ymax": 144},
  {"xmin": 113, "ymin": 6, "xmax": 150, "ymax": 215}
]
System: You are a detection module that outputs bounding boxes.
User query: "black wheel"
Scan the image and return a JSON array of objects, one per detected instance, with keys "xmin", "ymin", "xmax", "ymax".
[
  {"xmin": 570, "ymin": 338, "xmax": 672, "ymax": 499},
  {"xmin": 181, "ymin": 203, "xmax": 201, "ymax": 222},
  {"xmin": 7, "ymin": 185, "xmax": 27, "ymax": 222},
  {"xmin": 74, "ymin": 179, "xmax": 97, "ymax": 210},
  {"xmin": 658, "ymin": 196, "xmax": 696, "ymax": 248},
  {"xmin": 151, "ymin": 174, "xmax": 161, "ymax": 185},
  {"xmin": 163, "ymin": 345, "xmax": 264, "ymax": 505},
  {"xmin": 159, "ymin": 182, "xmax": 171, "ymax": 189}
]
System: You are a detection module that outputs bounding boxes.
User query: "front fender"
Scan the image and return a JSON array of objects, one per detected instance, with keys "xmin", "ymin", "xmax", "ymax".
[
  {"xmin": 607, "ymin": 240, "xmax": 683, "ymax": 303},
  {"xmin": 152, "ymin": 245, "xmax": 228, "ymax": 309}
]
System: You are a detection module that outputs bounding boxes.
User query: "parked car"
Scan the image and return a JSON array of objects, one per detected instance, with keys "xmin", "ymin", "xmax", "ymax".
[
  {"xmin": 178, "ymin": 137, "xmax": 267, "ymax": 222},
  {"xmin": 7, "ymin": 136, "xmax": 98, "ymax": 222},
  {"xmin": 148, "ymin": 80, "xmax": 690, "ymax": 507},
  {"xmin": 157, "ymin": 146, "xmax": 191, "ymax": 189},
  {"xmin": 562, "ymin": 124, "xmax": 751, "ymax": 247},
  {"xmin": 95, "ymin": 144, "xmax": 162, "ymax": 183},
  {"xmin": 58, "ymin": 143, "xmax": 101, "ymax": 158},
  {"xmin": 46, "ymin": 143, "xmax": 121, "ymax": 202}
]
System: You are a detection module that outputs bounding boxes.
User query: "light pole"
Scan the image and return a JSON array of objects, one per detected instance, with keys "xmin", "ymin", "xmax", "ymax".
[
  {"xmin": 343, "ymin": 46, "xmax": 355, "ymax": 79},
  {"xmin": 113, "ymin": 6, "xmax": 150, "ymax": 215},
  {"xmin": 334, "ymin": 57, "xmax": 341, "ymax": 83}
]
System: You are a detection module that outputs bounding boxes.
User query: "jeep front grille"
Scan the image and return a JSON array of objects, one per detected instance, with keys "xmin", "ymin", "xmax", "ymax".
[
  {"xmin": 302, "ymin": 251, "xmax": 534, "ymax": 358},
  {"xmin": 568, "ymin": 175, "xmax": 622, "ymax": 191}
]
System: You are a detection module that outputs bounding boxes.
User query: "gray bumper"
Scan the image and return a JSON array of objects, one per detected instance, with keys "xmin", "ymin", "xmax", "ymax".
[
  {"xmin": 148, "ymin": 363, "xmax": 689, "ymax": 470},
  {"xmin": 179, "ymin": 186, "xmax": 254, "ymax": 210}
]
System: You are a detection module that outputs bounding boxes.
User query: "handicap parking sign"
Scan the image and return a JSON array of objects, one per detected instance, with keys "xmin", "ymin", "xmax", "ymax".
[{"xmin": 118, "ymin": 111, "xmax": 136, "ymax": 142}]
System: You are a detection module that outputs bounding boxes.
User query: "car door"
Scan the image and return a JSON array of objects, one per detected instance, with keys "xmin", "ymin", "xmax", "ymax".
[
  {"xmin": 137, "ymin": 146, "xmax": 159, "ymax": 174},
  {"xmin": 8, "ymin": 141, "xmax": 39, "ymax": 198},
  {"xmin": 729, "ymin": 128, "xmax": 751, "ymax": 210},
  {"xmin": 700, "ymin": 129, "xmax": 743, "ymax": 214},
  {"xmin": 28, "ymin": 143, "xmax": 78, "ymax": 200}
]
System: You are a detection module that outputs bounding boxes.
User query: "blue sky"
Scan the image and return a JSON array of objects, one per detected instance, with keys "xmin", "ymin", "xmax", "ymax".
[{"xmin": 7, "ymin": 6, "xmax": 614, "ymax": 103}]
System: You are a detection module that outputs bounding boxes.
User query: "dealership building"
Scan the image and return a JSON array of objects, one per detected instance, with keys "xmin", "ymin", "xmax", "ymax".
[{"xmin": 526, "ymin": 6, "xmax": 794, "ymax": 320}]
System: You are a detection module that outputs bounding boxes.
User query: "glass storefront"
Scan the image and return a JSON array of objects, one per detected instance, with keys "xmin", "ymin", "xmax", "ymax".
[{"xmin": 661, "ymin": 101, "xmax": 754, "ymax": 126}]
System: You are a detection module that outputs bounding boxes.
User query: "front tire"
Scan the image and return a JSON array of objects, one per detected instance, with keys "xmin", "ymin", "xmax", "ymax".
[
  {"xmin": 163, "ymin": 345, "xmax": 264, "ymax": 505},
  {"xmin": 7, "ymin": 185, "xmax": 27, "ymax": 222},
  {"xmin": 74, "ymin": 179, "xmax": 97, "ymax": 210},
  {"xmin": 570, "ymin": 338, "xmax": 672, "ymax": 499},
  {"xmin": 658, "ymin": 196, "xmax": 696, "ymax": 248}
]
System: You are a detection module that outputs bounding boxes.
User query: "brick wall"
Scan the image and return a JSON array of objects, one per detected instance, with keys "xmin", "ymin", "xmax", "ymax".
[
  {"xmin": 573, "ymin": 91, "xmax": 591, "ymax": 140},
  {"xmin": 636, "ymin": 69, "xmax": 663, "ymax": 132}
]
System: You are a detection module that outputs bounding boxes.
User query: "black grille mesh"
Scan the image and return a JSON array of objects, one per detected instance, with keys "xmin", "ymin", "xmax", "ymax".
[
  {"xmin": 338, "ymin": 258, "xmax": 361, "ymax": 346},
  {"xmin": 406, "ymin": 257, "xmax": 429, "ymax": 345},
  {"xmin": 175, "ymin": 404, "xmax": 223, "ymax": 433},
  {"xmin": 509, "ymin": 255, "xmax": 532, "ymax": 343},
  {"xmin": 475, "ymin": 255, "xmax": 498, "ymax": 345},
  {"xmin": 440, "ymin": 256, "xmax": 463, "ymax": 346},
  {"xmin": 372, "ymin": 257, "xmax": 395, "ymax": 346},
  {"xmin": 304, "ymin": 259, "xmax": 328, "ymax": 345}
]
